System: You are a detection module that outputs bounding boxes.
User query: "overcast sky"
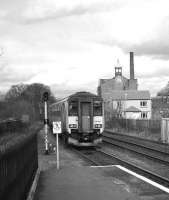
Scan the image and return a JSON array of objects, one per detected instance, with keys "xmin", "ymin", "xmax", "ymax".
[{"xmin": 0, "ymin": 0, "xmax": 169, "ymax": 97}]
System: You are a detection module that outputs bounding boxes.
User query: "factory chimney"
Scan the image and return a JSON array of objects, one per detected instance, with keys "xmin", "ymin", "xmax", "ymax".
[{"xmin": 130, "ymin": 52, "xmax": 134, "ymax": 79}]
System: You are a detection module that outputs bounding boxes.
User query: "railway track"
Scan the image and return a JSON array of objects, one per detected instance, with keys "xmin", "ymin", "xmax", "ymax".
[
  {"xmin": 73, "ymin": 147, "xmax": 169, "ymax": 188},
  {"xmin": 103, "ymin": 131, "xmax": 169, "ymax": 165},
  {"xmin": 97, "ymin": 149, "xmax": 169, "ymax": 188},
  {"xmin": 104, "ymin": 130, "xmax": 169, "ymax": 153}
]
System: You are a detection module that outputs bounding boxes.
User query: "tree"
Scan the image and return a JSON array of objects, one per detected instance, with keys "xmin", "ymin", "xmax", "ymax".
[
  {"xmin": 21, "ymin": 83, "xmax": 56, "ymax": 120},
  {"xmin": 5, "ymin": 83, "xmax": 28, "ymax": 101},
  {"xmin": 4, "ymin": 83, "xmax": 56, "ymax": 121},
  {"xmin": 157, "ymin": 81, "xmax": 169, "ymax": 96}
]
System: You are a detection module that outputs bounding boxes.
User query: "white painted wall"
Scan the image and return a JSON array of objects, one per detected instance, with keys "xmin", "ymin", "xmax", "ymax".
[
  {"xmin": 112, "ymin": 99, "xmax": 151, "ymax": 119},
  {"xmin": 125, "ymin": 112, "xmax": 140, "ymax": 119}
]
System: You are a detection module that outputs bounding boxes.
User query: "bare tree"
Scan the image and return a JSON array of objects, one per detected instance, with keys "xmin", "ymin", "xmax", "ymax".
[
  {"xmin": 4, "ymin": 83, "xmax": 56, "ymax": 121},
  {"xmin": 5, "ymin": 84, "xmax": 28, "ymax": 100}
]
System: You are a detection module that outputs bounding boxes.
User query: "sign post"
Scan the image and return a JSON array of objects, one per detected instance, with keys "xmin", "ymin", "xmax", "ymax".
[{"xmin": 53, "ymin": 121, "xmax": 62, "ymax": 170}]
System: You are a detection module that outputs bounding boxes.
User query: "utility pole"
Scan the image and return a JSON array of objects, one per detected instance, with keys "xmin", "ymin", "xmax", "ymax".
[{"xmin": 43, "ymin": 92, "xmax": 49, "ymax": 154}]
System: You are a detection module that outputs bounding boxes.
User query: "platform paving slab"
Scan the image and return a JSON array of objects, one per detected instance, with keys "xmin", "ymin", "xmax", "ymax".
[{"xmin": 34, "ymin": 166, "xmax": 140, "ymax": 200}]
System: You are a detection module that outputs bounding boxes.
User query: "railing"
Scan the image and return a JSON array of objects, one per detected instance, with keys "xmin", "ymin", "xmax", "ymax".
[
  {"xmin": 0, "ymin": 132, "xmax": 38, "ymax": 200},
  {"xmin": 0, "ymin": 119, "xmax": 27, "ymax": 134}
]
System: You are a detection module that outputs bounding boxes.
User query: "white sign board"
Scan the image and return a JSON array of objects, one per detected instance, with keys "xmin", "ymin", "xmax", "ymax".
[{"xmin": 53, "ymin": 121, "xmax": 62, "ymax": 134}]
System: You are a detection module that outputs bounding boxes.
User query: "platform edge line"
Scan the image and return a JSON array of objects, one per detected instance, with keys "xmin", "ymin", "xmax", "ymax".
[{"xmin": 117, "ymin": 165, "xmax": 169, "ymax": 194}]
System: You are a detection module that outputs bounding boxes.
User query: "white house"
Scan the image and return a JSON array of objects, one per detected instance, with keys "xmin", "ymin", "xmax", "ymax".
[
  {"xmin": 97, "ymin": 52, "xmax": 151, "ymax": 120},
  {"xmin": 103, "ymin": 90, "xmax": 151, "ymax": 120}
]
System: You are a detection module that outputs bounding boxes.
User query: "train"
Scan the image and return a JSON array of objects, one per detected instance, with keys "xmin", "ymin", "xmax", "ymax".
[{"xmin": 49, "ymin": 91, "xmax": 104, "ymax": 146}]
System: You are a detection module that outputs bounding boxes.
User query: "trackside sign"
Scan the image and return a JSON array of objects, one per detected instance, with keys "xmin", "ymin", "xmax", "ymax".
[{"xmin": 53, "ymin": 121, "xmax": 62, "ymax": 134}]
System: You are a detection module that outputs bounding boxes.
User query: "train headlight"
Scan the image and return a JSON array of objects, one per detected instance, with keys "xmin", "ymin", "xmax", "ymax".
[
  {"xmin": 69, "ymin": 124, "xmax": 77, "ymax": 128},
  {"xmin": 95, "ymin": 124, "xmax": 102, "ymax": 128}
]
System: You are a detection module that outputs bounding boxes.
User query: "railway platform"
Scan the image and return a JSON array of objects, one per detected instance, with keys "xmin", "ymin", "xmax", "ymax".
[
  {"xmin": 34, "ymin": 130, "xmax": 137, "ymax": 200},
  {"xmin": 33, "ymin": 129, "xmax": 169, "ymax": 200},
  {"xmin": 34, "ymin": 166, "xmax": 140, "ymax": 200},
  {"xmin": 34, "ymin": 164, "xmax": 169, "ymax": 200}
]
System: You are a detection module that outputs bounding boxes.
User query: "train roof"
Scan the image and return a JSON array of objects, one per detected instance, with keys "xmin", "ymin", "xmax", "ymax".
[
  {"xmin": 69, "ymin": 91, "xmax": 99, "ymax": 98},
  {"xmin": 50, "ymin": 91, "xmax": 102, "ymax": 107}
]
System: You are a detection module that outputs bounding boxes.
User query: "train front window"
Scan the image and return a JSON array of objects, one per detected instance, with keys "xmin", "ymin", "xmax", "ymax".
[
  {"xmin": 69, "ymin": 101, "xmax": 78, "ymax": 116},
  {"xmin": 93, "ymin": 101, "xmax": 102, "ymax": 116}
]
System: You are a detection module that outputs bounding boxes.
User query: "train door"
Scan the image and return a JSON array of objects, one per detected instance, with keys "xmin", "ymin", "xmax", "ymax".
[{"xmin": 81, "ymin": 102, "xmax": 91, "ymax": 132}]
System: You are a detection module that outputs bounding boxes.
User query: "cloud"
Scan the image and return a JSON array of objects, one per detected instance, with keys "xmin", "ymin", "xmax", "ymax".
[
  {"xmin": 0, "ymin": 0, "xmax": 124, "ymax": 24},
  {"xmin": 138, "ymin": 77, "xmax": 169, "ymax": 97},
  {"xmin": 97, "ymin": 35, "xmax": 169, "ymax": 61},
  {"xmin": 1, "ymin": 0, "xmax": 169, "ymax": 97},
  {"xmin": 0, "ymin": 64, "xmax": 38, "ymax": 93},
  {"xmin": 124, "ymin": 41, "xmax": 169, "ymax": 60},
  {"xmin": 50, "ymin": 81, "xmax": 97, "ymax": 98},
  {"xmin": 137, "ymin": 67, "xmax": 169, "ymax": 79},
  {"xmin": 0, "ymin": 38, "xmax": 42, "ymax": 88},
  {"xmin": 0, "ymin": 64, "xmax": 37, "ymax": 84},
  {"xmin": 94, "ymin": 12, "xmax": 169, "ymax": 60},
  {"xmin": 16, "ymin": 0, "xmax": 124, "ymax": 24}
]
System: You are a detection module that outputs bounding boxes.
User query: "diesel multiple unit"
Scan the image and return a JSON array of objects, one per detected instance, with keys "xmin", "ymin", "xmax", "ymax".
[{"xmin": 49, "ymin": 91, "xmax": 104, "ymax": 146}]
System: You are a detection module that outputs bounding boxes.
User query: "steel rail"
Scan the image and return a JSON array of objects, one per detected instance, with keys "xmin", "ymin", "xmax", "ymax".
[
  {"xmin": 103, "ymin": 135, "xmax": 169, "ymax": 166},
  {"xmin": 69, "ymin": 147, "xmax": 101, "ymax": 166},
  {"xmin": 103, "ymin": 132, "xmax": 169, "ymax": 157},
  {"xmin": 96, "ymin": 149, "xmax": 169, "ymax": 188},
  {"xmin": 105, "ymin": 130, "xmax": 169, "ymax": 152},
  {"xmin": 71, "ymin": 147, "xmax": 169, "ymax": 188}
]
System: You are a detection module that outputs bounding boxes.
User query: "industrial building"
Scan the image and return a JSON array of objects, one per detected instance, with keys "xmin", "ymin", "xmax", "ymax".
[{"xmin": 97, "ymin": 52, "xmax": 151, "ymax": 120}]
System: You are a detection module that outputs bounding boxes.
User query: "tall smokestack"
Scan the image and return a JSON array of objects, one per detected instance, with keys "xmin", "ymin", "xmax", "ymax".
[{"xmin": 130, "ymin": 52, "xmax": 134, "ymax": 79}]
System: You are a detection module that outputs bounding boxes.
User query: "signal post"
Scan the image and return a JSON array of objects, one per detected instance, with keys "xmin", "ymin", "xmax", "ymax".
[{"xmin": 43, "ymin": 92, "xmax": 49, "ymax": 154}]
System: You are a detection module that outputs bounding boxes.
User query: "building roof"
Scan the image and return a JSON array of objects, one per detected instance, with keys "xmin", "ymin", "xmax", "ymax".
[
  {"xmin": 125, "ymin": 106, "xmax": 141, "ymax": 112},
  {"xmin": 100, "ymin": 76, "xmax": 129, "ymax": 90},
  {"xmin": 103, "ymin": 90, "xmax": 150, "ymax": 100}
]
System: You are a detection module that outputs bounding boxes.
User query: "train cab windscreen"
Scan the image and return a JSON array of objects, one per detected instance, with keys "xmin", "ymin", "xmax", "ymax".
[
  {"xmin": 69, "ymin": 101, "xmax": 78, "ymax": 116},
  {"xmin": 93, "ymin": 101, "xmax": 102, "ymax": 116}
]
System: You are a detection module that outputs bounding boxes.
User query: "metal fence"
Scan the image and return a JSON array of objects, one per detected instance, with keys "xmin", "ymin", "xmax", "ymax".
[
  {"xmin": 0, "ymin": 119, "xmax": 28, "ymax": 135},
  {"xmin": 106, "ymin": 118, "xmax": 161, "ymax": 133},
  {"xmin": 0, "ymin": 133, "xmax": 38, "ymax": 200}
]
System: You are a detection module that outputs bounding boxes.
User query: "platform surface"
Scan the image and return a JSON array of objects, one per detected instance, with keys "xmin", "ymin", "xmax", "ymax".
[
  {"xmin": 35, "ymin": 129, "xmax": 169, "ymax": 200},
  {"xmin": 34, "ymin": 165, "xmax": 140, "ymax": 200}
]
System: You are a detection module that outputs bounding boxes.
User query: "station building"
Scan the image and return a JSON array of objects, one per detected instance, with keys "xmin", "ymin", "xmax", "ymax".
[{"xmin": 97, "ymin": 52, "xmax": 151, "ymax": 120}]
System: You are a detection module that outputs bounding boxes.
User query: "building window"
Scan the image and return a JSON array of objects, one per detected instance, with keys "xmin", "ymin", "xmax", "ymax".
[
  {"xmin": 141, "ymin": 112, "xmax": 148, "ymax": 119},
  {"xmin": 140, "ymin": 101, "xmax": 147, "ymax": 107}
]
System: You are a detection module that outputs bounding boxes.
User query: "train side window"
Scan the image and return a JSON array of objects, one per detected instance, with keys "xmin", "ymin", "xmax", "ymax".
[
  {"xmin": 93, "ymin": 101, "xmax": 102, "ymax": 116},
  {"xmin": 69, "ymin": 101, "xmax": 78, "ymax": 116}
]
